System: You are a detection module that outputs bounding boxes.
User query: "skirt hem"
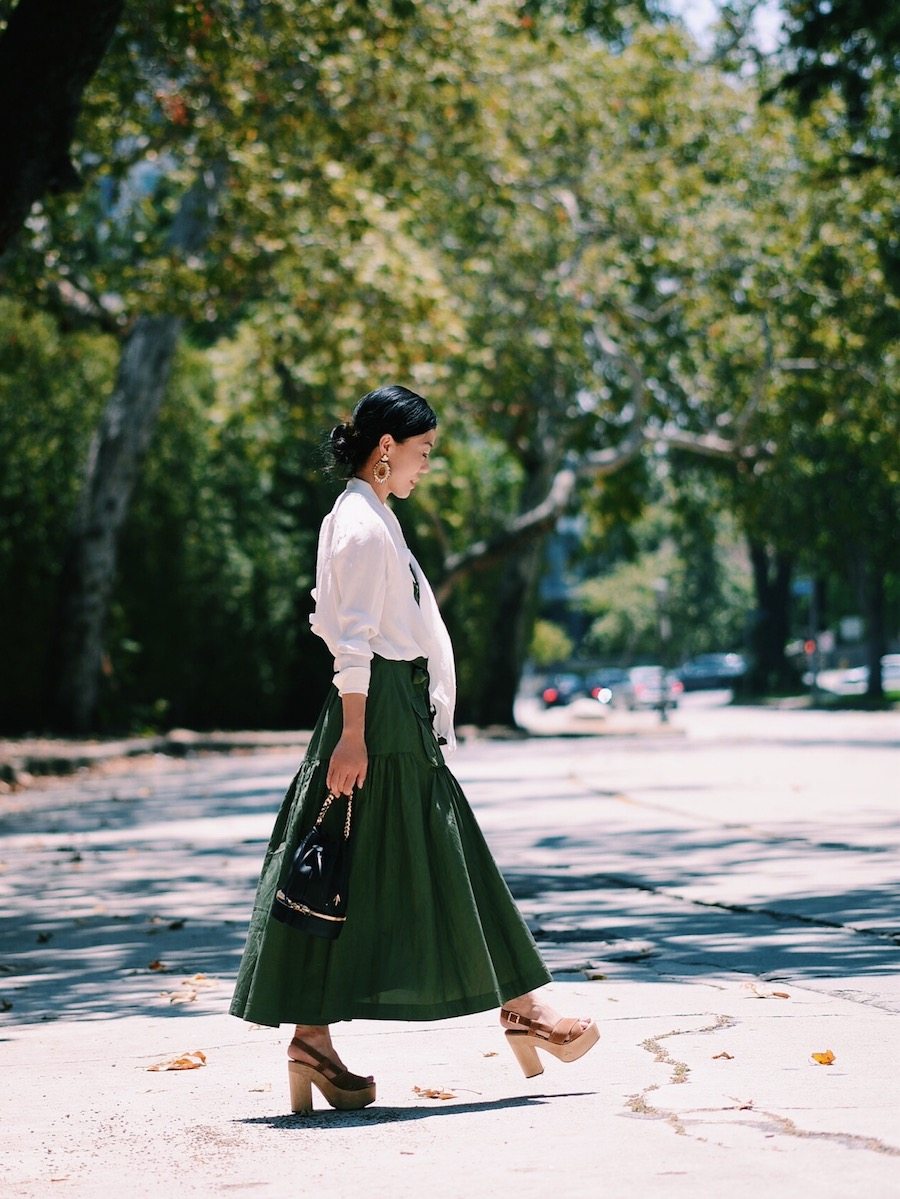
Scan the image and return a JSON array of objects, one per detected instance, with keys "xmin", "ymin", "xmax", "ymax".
[{"xmin": 228, "ymin": 962, "xmax": 553, "ymax": 1028}]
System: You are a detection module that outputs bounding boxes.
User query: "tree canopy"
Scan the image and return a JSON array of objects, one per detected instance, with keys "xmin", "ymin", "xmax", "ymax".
[{"xmin": 0, "ymin": 0, "xmax": 897, "ymax": 732}]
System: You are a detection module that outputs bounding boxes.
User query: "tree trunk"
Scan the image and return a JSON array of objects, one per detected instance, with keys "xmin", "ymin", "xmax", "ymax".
[
  {"xmin": 746, "ymin": 540, "xmax": 794, "ymax": 694},
  {"xmin": 49, "ymin": 315, "xmax": 182, "ymax": 730},
  {"xmin": 0, "ymin": 0, "xmax": 124, "ymax": 254},
  {"xmin": 46, "ymin": 166, "xmax": 222, "ymax": 731},
  {"xmin": 465, "ymin": 392, "xmax": 564, "ymax": 726},
  {"xmin": 863, "ymin": 559, "xmax": 886, "ymax": 701},
  {"xmin": 470, "ymin": 535, "xmax": 549, "ymax": 727}
]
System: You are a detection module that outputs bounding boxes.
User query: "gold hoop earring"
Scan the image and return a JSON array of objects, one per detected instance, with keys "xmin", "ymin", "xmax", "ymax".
[{"xmin": 373, "ymin": 454, "xmax": 391, "ymax": 484}]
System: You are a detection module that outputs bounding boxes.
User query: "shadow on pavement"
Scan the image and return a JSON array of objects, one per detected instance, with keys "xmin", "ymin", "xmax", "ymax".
[
  {"xmin": 233, "ymin": 1091, "xmax": 597, "ymax": 1128},
  {"xmin": 1, "ymin": 751, "xmax": 898, "ymax": 1025}
]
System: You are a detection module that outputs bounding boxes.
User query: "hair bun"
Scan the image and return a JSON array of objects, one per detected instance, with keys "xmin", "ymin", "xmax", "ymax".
[{"xmin": 329, "ymin": 422, "xmax": 356, "ymax": 466}]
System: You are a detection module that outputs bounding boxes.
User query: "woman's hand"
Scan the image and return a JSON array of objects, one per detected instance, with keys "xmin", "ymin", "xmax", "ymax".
[{"xmin": 327, "ymin": 731, "xmax": 368, "ymax": 796}]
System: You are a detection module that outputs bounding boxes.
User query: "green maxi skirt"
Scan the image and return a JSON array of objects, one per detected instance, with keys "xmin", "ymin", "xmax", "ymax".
[{"xmin": 230, "ymin": 656, "xmax": 551, "ymax": 1027}]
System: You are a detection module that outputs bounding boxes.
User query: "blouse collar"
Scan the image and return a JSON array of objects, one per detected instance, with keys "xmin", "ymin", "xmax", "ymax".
[
  {"xmin": 345, "ymin": 476, "xmax": 403, "ymax": 537},
  {"xmin": 345, "ymin": 476, "xmax": 380, "ymax": 502}
]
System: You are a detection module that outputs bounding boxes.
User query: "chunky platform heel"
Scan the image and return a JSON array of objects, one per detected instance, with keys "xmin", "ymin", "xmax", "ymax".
[
  {"xmin": 288, "ymin": 1061, "xmax": 315, "ymax": 1112},
  {"xmin": 501, "ymin": 1010, "xmax": 599, "ymax": 1078},
  {"xmin": 287, "ymin": 1040, "xmax": 376, "ymax": 1113}
]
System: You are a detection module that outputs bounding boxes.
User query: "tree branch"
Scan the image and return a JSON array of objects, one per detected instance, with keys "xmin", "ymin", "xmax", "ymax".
[
  {"xmin": 436, "ymin": 468, "xmax": 577, "ymax": 601},
  {"xmin": 437, "ymin": 320, "xmax": 771, "ymax": 596},
  {"xmin": 34, "ymin": 275, "xmax": 123, "ymax": 335}
]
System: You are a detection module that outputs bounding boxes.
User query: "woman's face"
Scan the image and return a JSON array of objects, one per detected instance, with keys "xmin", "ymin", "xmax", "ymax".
[{"xmin": 383, "ymin": 430, "xmax": 436, "ymax": 500}]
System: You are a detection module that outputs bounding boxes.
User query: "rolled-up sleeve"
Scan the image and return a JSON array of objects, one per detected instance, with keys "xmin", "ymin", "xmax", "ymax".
[{"xmin": 329, "ymin": 527, "xmax": 388, "ymax": 695}]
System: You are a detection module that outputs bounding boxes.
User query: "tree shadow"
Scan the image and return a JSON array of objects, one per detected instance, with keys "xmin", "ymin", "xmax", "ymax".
[
  {"xmin": 1, "ymin": 749, "xmax": 898, "ymax": 1025},
  {"xmin": 497, "ymin": 811, "xmax": 900, "ymax": 981}
]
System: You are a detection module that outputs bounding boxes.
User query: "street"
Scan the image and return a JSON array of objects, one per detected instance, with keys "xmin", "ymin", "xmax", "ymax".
[{"xmin": 1, "ymin": 704, "xmax": 899, "ymax": 1197}]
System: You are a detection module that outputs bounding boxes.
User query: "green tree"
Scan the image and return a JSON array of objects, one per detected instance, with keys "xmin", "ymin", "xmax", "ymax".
[
  {"xmin": 401, "ymin": 17, "xmax": 812, "ymax": 718},
  {"xmin": 0, "ymin": 0, "xmax": 124, "ymax": 252},
  {"xmin": 529, "ymin": 620, "xmax": 575, "ymax": 668},
  {"xmin": 576, "ymin": 491, "xmax": 751, "ymax": 665},
  {"xmin": 0, "ymin": 298, "xmax": 116, "ymax": 728},
  {"xmin": 3, "ymin": 0, "xmax": 468, "ymax": 729},
  {"xmin": 3, "ymin": 0, "xmax": 896, "ymax": 734},
  {"xmin": 773, "ymin": 0, "xmax": 900, "ymax": 174}
]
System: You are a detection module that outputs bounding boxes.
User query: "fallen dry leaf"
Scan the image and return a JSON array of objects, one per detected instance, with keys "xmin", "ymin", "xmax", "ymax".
[
  {"xmin": 148, "ymin": 960, "xmax": 169, "ymax": 972},
  {"xmin": 162, "ymin": 974, "xmax": 218, "ymax": 1005},
  {"xmin": 147, "ymin": 1049, "xmax": 207, "ymax": 1072},
  {"xmin": 712, "ymin": 1051, "xmax": 734, "ymax": 1060},
  {"xmin": 744, "ymin": 983, "xmax": 790, "ymax": 1000},
  {"xmin": 811, "ymin": 1049, "xmax": 836, "ymax": 1066},
  {"xmin": 413, "ymin": 1085, "xmax": 456, "ymax": 1100},
  {"xmin": 184, "ymin": 973, "xmax": 216, "ymax": 988}
]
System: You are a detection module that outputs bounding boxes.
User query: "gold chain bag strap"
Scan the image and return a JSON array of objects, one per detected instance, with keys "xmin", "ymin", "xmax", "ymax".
[{"xmin": 271, "ymin": 790, "xmax": 354, "ymax": 939}]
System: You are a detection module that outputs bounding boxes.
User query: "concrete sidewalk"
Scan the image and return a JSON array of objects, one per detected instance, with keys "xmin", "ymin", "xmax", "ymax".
[
  {"xmin": 1, "ymin": 707, "xmax": 899, "ymax": 1197},
  {"xmin": 3, "ymin": 977, "xmax": 897, "ymax": 1199}
]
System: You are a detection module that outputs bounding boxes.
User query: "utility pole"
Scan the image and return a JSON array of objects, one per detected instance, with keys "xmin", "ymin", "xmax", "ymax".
[{"xmin": 653, "ymin": 577, "xmax": 672, "ymax": 724}]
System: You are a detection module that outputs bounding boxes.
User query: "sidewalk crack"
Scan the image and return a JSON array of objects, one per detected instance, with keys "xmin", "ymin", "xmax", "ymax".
[
  {"xmin": 684, "ymin": 1107, "xmax": 900, "ymax": 1157},
  {"xmin": 625, "ymin": 1014, "xmax": 735, "ymax": 1139},
  {"xmin": 593, "ymin": 870, "xmax": 900, "ymax": 947},
  {"xmin": 627, "ymin": 1017, "xmax": 900, "ymax": 1158}
]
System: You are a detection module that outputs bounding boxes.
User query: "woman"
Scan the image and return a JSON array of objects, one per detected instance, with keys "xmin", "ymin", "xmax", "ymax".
[{"xmin": 230, "ymin": 385, "xmax": 598, "ymax": 1112}]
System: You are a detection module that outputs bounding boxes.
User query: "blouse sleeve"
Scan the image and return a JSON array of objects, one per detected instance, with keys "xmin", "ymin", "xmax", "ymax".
[{"xmin": 328, "ymin": 523, "xmax": 388, "ymax": 696}]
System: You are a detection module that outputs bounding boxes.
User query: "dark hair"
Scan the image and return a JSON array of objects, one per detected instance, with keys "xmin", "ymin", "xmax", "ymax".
[{"xmin": 328, "ymin": 384, "xmax": 437, "ymax": 477}]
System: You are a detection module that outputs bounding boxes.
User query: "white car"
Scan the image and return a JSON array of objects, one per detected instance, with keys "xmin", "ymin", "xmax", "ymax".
[{"xmin": 836, "ymin": 655, "xmax": 900, "ymax": 695}]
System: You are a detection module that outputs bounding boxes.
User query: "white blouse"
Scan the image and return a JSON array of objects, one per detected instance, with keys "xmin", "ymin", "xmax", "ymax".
[{"xmin": 309, "ymin": 478, "xmax": 457, "ymax": 751}]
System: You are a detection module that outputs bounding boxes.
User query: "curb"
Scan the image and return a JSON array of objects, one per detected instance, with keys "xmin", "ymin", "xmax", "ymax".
[{"xmin": 0, "ymin": 728, "xmax": 313, "ymax": 788}]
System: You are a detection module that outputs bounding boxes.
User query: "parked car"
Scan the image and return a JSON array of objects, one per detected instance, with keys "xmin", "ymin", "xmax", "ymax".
[
  {"xmin": 584, "ymin": 668, "xmax": 631, "ymax": 707},
  {"xmin": 677, "ymin": 652, "xmax": 747, "ymax": 691},
  {"xmin": 540, "ymin": 672, "xmax": 583, "ymax": 708},
  {"xmin": 625, "ymin": 665, "xmax": 684, "ymax": 710},
  {"xmin": 833, "ymin": 654, "xmax": 900, "ymax": 696},
  {"xmin": 877, "ymin": 655, "xmax": 900, "ymax": 692}
]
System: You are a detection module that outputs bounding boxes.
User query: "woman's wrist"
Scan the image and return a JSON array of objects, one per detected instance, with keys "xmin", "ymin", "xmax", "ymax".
[{"xmin": 340, "ymin": 692, "xmax": 367, "ymax": 737}]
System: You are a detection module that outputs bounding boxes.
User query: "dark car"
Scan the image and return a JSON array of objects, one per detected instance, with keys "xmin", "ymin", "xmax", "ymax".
[
  {"xmin": 677, "ymin": 653, "xmax": 747, "ymax": 691},
  {"xmin": 540, "ymin": 673, "xmax": 583, "ymax": 708},
  {"xmin": 584, "ymin": 668, "xmax": 630, "ymax": 707}
]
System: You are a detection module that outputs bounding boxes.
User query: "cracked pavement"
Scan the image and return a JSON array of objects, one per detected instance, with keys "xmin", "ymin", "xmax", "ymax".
[{"xmin": 1, "ymin": 701, "xmax": 899, "ymax": 1197}]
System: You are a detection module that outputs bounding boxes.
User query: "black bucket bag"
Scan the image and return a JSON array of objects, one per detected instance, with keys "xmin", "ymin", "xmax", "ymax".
[{"xmin": 271, "ymin": 790, "xmax": 354, "ymax": 939}]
